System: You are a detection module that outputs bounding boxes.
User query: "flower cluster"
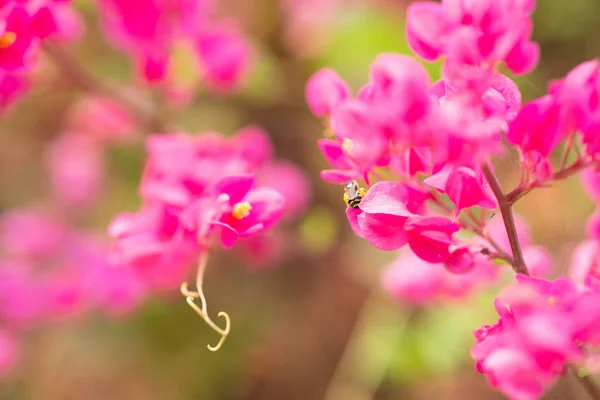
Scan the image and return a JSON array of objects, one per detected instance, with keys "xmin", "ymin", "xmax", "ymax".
[
  {"xmin": 97, "ymin": 0, "xmax": 251, "ymax": 100},
  {"xmin": 472, "ymin": 274, "xmax": 600, "ymax": 400},
  {"xmin": 307, "ymin": 0, "xmax": 600, "ymax": 398},
  {"xmin": 108, "ymin": 127, "xmax": 307, "ymax": 290},
  {"xmin": 0, "ymin": 0, "xmax": 83, "ymax": 110},
  {"xmin": 0, "ymin": 207, "xmax": 144, "ymax": 378}
]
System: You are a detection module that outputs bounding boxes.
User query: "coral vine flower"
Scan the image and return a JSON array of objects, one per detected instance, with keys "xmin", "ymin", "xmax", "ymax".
[
  {"xmin": 382, "ymin": 250, "xmax": 496, "ymax": 305},
  {"xmin": 472, "ymin": 275, "xmax": 595, "ymax": 400},
  {"xmin": 425, "ymin": 165, "xmax": 496, "ymax": 216},
  {"xmin": 194, "ymin": 174, "xmax": 285, "ymax": 248},
  {"xmin": 406, "ymin": 0, "xmax": 539, "ymax": 75},
  {"xmin": 0, "ymin": 6, "xmax": 37, "ymax": 72},
  {"xmin": 306, "ymin": 67, "xmax": 351, "ymax": 117}
]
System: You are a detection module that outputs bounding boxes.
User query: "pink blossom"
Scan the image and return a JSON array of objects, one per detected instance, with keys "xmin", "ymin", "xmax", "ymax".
[
  {"xmin": 425, "ymin": 165, "xmax": 496, "ymax": 216},
  {"xmin": 63, "ymin": 95, "xmax": 138, "ymax": 145},
  {"xmin": 581, "ymin": 167, "xmax": 600, "ymax": 204},
  {"xmin": 550, "ymin": 59, "xmax": 600, "ymax": 136},
  {"xmin": 195, "ymin": 174, "xmax": 285, "ymax": 248},
  {"xmin": 97, "ymin": 0, "xmax": 251, "ymax": 91},
  {"xmin": 195, "ymin": 23, "xmax": 251, "ymax": 90},
  {"xmin": 354, "ymin": 181, "xmax": 416, "ymax": 251},
  {"xmin": 45, "ymin": 132, "xmax": 105, "ymax": 206},
  {"xmin": 108, "ymin": 206, "xmax": 196, "ymax": 290},
  {"xmin": 507, "ymin": 95, "xmax": 562, "ymax": 157},
  {"xmin": 0, "ymin": 208, "xmax": 66, "ymax": 259},
  {"xmin": 258, "ymin": 160, "xmax": 311, "ymax": 219},
  {"xmin": 318, "ymin": 138, "xmax": 364, "ymax": 184},
  {"xmin": 382, "ymin": 250, "xmax": 496, "ymax": 305},
  {"xmin": 0, "ymin": 71, "xmax": 27, "ymax": 110},
  {"xmin": 306, "ymin": 67, "xmax": 351, "ymax": 117},
  {"xmin": 472, "ymin": 275, "xmax": 587, "ymax": 400},
  {"xmin": 406, "ymin": 0, "xmax": 539, "ymax": 75},
  {"xmin": 569, "ymin": 240, "xmax": 600, "ymax": 286},
  {"xmin": 0, "ymin": 262, "xmax": 44, "ymax": 328},
  {"xmin": 0, "ymin": 6, "xmax": 38, "ymax": 72}
]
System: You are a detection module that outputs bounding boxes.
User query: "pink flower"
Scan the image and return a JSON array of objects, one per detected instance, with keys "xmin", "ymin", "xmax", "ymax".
[
  {"xmin": 581, "ymin": 167, "xmax": 600, "ymax": 204},
  {"xmin": 405, "ymin": 216, "xmax": 459, "ymax": 263},
  {"xmin": 550, "ymin": 59, "xmax": 600, "ymax": 135},
  {"xmin": 108, "ymin": 206, "xmax": 197, "ymax": 290},
  {"xmin": 195, "ymin": 174, "xmax": 285, "ymax": 248},
  {"xmin": 0, "ymin": 262, "xmax": 44, "ymax": 327},
  {"xmin": 45, "ymin": 132, "xmax": 105, "ymax": 206},
  {"xmin": 382, "ymin": 250, "xmax": 496, "ymax": 305},
  {"xmin": 507, "ymin": 95, "xmax": 562, "ymax": 157},
  {"xmin": 258, "ymin": 160, "xmax": 311, "ymax": 219},
  {"xmin": 306, "ymin": 67, "xmax": 351, "ymax": 117},
  {"xmin": 0, "ymin": 6, "xmax": 38, "ymax": 72},
  {"xmin": 569, "ymin": 240, "xmax": 600, "ymax": 286},
  {"xmin": 354, "ymin": 181, "xmax": 416, "ymax": 250},
  {"xmin": 472, "ymin": 275, "xmax": 587, "ymax": 400},
  {"xmin": 195, "ymin": 23, "xmax": 251, "ymax": 90},
  {"xmin": 318, "ymin": 138, "xmax": 365, "ymax": 184},
  {"xmin": 63, "ymin": 95, "xmax": 138, "ymax": 145},
  {"xmin": 0, "ymin": 71, "xmax": 27, "ymax": 110},
  {"xmin": 0, "ymin": 208, "xmax": 66, "ymax": 259},
  {"xmin": 425, "ymin": 165, "xmax": 496, "ymax": 216},
  {"xmin": 406, "ymin": 0, "xmax": 539, "ymax": 75}
]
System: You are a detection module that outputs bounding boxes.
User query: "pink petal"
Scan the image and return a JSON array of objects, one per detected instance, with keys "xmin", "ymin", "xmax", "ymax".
[
  {"xmin": 214, "ymin": 174, "xmax": 255, "ymax": 205},
  {"xmin": 359, "ymin": 181, "xmax": 414, "ymax": 217}
]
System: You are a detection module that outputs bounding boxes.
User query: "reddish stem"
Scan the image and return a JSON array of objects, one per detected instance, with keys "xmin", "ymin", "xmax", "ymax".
[{"xmin": 482, "ymin": 164, "xmax": 529, "ymax": 275}]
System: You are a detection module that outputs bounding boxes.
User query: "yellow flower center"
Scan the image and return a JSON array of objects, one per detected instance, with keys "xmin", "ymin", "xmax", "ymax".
[
  {"xmin": 548, "ymin": 296, "xmax": 556, "ymax": 306},
  {"xmin": 0, "ymin": 32, "xmax": 16, "ymax": 49},
  {"xmin": 232, "ymin": 202, "xmax": 252, "ymax": 219}
]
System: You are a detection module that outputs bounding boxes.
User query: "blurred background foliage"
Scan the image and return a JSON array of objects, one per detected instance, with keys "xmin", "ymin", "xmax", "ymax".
[{"xmin": 0, "ymin": 0, "xmax": 599, "ymax": 399}]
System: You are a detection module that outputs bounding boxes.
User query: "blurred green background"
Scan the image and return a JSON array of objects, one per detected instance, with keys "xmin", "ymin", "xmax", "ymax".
[{"xmin": 1, "ymin": 0, "xmax": 599, "ymax": 399}]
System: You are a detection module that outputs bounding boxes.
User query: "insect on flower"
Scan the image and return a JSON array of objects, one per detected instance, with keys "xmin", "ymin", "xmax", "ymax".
[{"xmin": 343, "ymin": 180, "xmax": 367, "ymax": 209}]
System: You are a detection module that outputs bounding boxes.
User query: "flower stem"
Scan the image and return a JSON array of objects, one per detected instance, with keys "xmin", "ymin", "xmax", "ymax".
[
  {"xmin": 482, "ymin": 164, "xmax": 529, "ymax": 275},
  {"xmin": 484, "ymin": 164, "xmax": 600, "ymax": 399},
  {"xmin": 180, "ymin": 253, "xmax": 231, "ymax": 352}
]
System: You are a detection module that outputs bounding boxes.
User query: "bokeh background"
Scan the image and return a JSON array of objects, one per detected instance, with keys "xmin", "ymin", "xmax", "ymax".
[{"xmin": 1, "ymin": 0, "xmax": 599, "ymax": 398}]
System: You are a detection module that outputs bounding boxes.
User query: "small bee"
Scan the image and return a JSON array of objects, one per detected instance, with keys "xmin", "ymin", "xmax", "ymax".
[{"xmin": 343, "ymin": 181, "xmax": 367, "ymax": 209}]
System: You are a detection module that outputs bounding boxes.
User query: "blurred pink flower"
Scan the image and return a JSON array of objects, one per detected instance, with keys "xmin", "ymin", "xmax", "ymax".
[
  {"xmin": 406, "ymin": 0, "xmax": 539, "ymax": 75},
  {"xmin": 382, "ymin": 250, "xmax": 496, "ymax": 305},
  {"xmin": 306, "ymin": 68, "xmax": 351, "ymax": 117},
  {"xmin": 45, "ymin": 132, "xmax": 105, "ymax": 206},
  {"xmin": 472, "ymin": 275, "xmax": 592, "ymax": 400},
  {"xmin": 258, "ymin": 160, "xmax": 311, "ymax": 219},
  {"xmin": 0, "ymin": 6, "xmax": 38, "ymax": 72},
  {"xmin": 63, "ymin": 95, "xmax": 138, "ymax": 145},
  {"xmin": 0, "ymin": 208, "xmax": 66, "ymax": 260}
]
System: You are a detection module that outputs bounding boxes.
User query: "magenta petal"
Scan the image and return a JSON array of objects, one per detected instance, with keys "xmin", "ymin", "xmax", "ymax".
[
  {"xmin": 359, "ymin": 181, "xmax": 415, "ymax": 217},
  {"xmin": 406, "ymin": 2, "xmax": 447, "ymax": 61},
  {"xmin": 214, "ymin": 174, "xmax": 255, "ymax": 205},
  {"xmin": 320, "ymin": 170, "xmax": 358, "ymax": 184},
  {"xmin": 306, "ymin": 68, "xmax": 351, "ymax": 117},
  {"xmin": 358, "ymin": 212, "xmax": 409, "ymax": 251},
  {"xmin": 219, "ymin": 224, "xmax": 239, "ymax": 248},
  {"xmin": 243, "ymin": 187, "xmax": 285, "ymax": 230},
  {"xmin": 318, "ymin": 139, "xmax": 354, "ymax": 170},
  {"xmin": 346, "ymin": 207, "xmax": 364, "ymax": 238},
  {"xmin": 423, "ymin": 164, "xmax": 452, "ymax": 192}
]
